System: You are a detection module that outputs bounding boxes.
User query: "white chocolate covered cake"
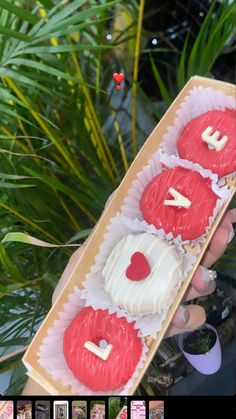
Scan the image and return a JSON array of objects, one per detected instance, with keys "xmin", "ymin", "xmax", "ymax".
[{"xmin": 102, "ymin": 233, "xmax": 182, "ymax": 315}]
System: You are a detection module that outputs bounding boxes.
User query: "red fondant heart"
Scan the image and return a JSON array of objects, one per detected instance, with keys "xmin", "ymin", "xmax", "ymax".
[
  {"xmin": 126, "ymin": 251, "xmax": 151, "ymax": 281},
  {"xmin": 113, "ymin": 72, "xmax": 124, "ymax": 83}
]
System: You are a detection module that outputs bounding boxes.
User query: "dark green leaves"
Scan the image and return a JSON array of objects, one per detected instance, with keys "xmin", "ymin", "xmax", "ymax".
[
  {"xmin": 150, "ymin": 0, "xmax": 236, "ymax": 103},
  {"xmin": 0, "ymin": 0, "xmax": 39, "ymax": 24}
]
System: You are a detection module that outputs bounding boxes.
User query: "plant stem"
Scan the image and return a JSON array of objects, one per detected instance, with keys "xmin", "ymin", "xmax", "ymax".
[
  {"xmin": 111, "ymin": 109, "xmax": 129, "ymax": 172},
  {"xmin": 0, "ymin": 277, "xmax": 44, "ymax": 299},
  {"xmin": 4, "ymin": 77, "xmax": 84, "ymax": 182},
  {"xmin": 0, "ymin": 125, "xmax": 29, "ymax": 154},
  {"xmin": 132, "ymin": 0, "xmax": 145, "ymax": 157},
  {"xmin": 0, "ymin": 200, "xmax": 60, "ymax": 244},
  {"xmin": 70, "ymin": 49, "xmax": 119, "ymax": 181},
  {"xmin": 58, "ymin": 195, "xmax": 82, "ymax": 231}
]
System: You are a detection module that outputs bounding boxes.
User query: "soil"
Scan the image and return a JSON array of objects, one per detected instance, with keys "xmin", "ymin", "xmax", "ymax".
[{"xmin": 183, "ymin": 328, "xmax": 217, "ymax": 355}]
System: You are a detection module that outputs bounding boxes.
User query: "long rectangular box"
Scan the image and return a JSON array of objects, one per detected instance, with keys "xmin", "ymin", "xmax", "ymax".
[{"xmin": 23, "ymin": 76, "xmax": 236, "ymax": 395}]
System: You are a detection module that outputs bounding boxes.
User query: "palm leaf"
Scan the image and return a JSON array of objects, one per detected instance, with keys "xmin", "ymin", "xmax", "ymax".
[
  {"xmin": 150, "ymin": 54, "xmax": 172, "ymax": 105},
  {"xmin": 0, "ymin": 0, "xmax": 39, "ymax": 24},
  {"xmin": 0, "ymin": 0, "xmax": 235, "ymax": 397}
]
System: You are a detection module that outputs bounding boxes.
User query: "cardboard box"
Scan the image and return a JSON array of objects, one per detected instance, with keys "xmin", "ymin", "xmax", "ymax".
[{"xmin": 23, "ymin": 76, "xmax": 236, "ymax": 395}]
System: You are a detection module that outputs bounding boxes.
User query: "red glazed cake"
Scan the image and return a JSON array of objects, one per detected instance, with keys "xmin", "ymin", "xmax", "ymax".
[
  {"xmin": 140, "ymin": 166, "xmax": 218, "ymax": 240},
  {"xmin": 63, "ymin": 307, "xmax": 142, "ymax": 392},
  {"xmin": 177, "ymin": 109, "xmax": 236, "ymax": 177}
]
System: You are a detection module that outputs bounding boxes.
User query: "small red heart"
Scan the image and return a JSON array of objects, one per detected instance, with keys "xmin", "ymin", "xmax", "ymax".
[
  {"xmin": 116, "ymin": 85, "xmax": 121, "ymax": 91},
  {"xmin": 126, "ymin": 251, "xmax": 151, "ymax": 281},
  {"xmin": 113, "ymin": 72, "xmax": 124, "ymax": 84}
]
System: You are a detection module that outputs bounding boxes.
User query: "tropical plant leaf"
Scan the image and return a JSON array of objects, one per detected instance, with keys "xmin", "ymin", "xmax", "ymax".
[
  {"xmin": 0, "ymin": 0, "xmax": 39, "ymax": 25},
  {"xmin": 2, "ymin": 232, "xmax": 84, "ymax": 247},
  {"xmin": 150, "ymin": 54, "xmax": 172, "ymax": 105},
  {"xmin": 0, "ymin": 26, "xmax": 30, "ymax": 41},
  {"xmin": 0, "ymin": 0, "xmax": 235, "ymax": 398},
  {"xmin": 0, "ymin": 181, "xmax": 34, "ymax": 188}
]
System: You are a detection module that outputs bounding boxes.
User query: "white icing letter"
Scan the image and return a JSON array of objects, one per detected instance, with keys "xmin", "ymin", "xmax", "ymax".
[
  {"xmin": 201, "ymin": 126, "xmax": 228, "ymax": 151},
  {"xmin": 164, "ymin": 187, "xmax": 191, "ymax": 208},
  {"xmin": 84, "ymin": 341, "xmax": 113, "ymax": 360}
]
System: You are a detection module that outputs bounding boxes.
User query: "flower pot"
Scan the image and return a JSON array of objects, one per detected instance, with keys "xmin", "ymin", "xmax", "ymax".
[{"xmin": 177, "ymin": 324, "xmax": 222, "ymax": 375}]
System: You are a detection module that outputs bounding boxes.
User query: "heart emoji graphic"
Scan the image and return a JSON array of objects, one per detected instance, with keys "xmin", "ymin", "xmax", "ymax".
[
  {"xmin": 126, "ymin": 251, "xmax": 151, "ymax": 281},
  {"xmin": 113, "ymin": 72, "xmax": 124, "ymax": 84}
]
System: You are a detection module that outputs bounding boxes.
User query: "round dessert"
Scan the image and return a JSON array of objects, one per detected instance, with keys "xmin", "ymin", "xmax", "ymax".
[
  {"xmin": 63, "ymin": 307, "xmax": 142, "ymax": 391},
  {"xmin": 140, "ymin": 167, "xmax": 217, "ymax": 240},
  {"xmin": 102, "ymin": 233, "xmax": 182, "ymax": 315},
  {"xmin": 177, "ymin": 109, "xmax": 236, "ymax": 177}
]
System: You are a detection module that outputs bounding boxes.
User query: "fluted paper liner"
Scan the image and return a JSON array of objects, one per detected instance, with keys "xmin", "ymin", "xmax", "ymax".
[
  {"xmin": 23, "ymin": 77, "xmax": 236, "ymax": 395},
  {"xmin": 162, "ymin": 85, "xmax": 236, "ymax": 164},
  {"xmin": 121, "ymin": 152, "xmax": 231, "ymax": 246},
  {"xmin": 38, "ymin": 287, "xmax": 148, "ymax": 395},
  {"xmin": 81, "ymin": 214, "xmax": 196, "ymax": 338}
]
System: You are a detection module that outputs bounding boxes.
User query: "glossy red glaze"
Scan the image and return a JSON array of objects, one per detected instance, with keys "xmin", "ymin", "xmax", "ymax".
[
  {"xmin": 177, "ymin": 109, "xmax": 236, "ymax": 177},
  {"xmin": 140, "ymin": 167, "xmax": 217, "ymax": 240},
  {"xmin": 63, "ymin": 307, "xmax": 142, "ymax": 391}
]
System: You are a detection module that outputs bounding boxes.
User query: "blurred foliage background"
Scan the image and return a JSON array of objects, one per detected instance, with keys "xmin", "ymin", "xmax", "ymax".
[{"xmin": 0, "ymin": 0, "xmax": 235, "ymax": 394}]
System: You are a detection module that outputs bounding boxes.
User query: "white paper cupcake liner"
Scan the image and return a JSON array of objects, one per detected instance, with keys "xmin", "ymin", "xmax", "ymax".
[
  {"xmin": 38, "ymin": 85, "xmax": 235, "ymax": 393},
  {"xmin": 38, "ymin": 287, "xmax": 148, "ymax": 395},
  {"xmin": 81, "ymin": 214, "xmax": 196, "ymax": 338},
  {"xmin": 120, "ymin": 152, "xmax": 230, "ymax": 246},
  {"xmin": 161, "ymin": 86, "xmax": 236, "ymax": 168}
]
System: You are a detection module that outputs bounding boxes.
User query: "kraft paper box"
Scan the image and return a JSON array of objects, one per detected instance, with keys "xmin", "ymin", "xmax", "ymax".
[{"xmin": 23, "ymin": 76, "xmax": 236, "ymax": 395}]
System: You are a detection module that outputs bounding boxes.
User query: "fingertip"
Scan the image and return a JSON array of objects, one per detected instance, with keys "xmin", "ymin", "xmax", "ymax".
[
  {"xmin": 220, "ymin": 211, "xmax": 232, "ymax": 228},
  {"xmin": 185, "ymin": 305, "xmax": 206, "ymax": 330},
  {"xmin": 229, "ymin": 208, "xmax": 236, "ymax": 224},
  {"xmin": 220, "ymin": 211, "xmax": 235, "ymax": 243},
  {"xmin": 208, "ymin": 226, "xmax": 229, "ymax": 257},
  {"xmin": 166, "ymin": 305, "xmax": 206, "ymax": 338},
  {"xmin": 172, "ymin": 305, "xmax": 190, "ymax": 329},
  {"xmin": 192, "ymin": 266, "xmax": 216, "ymax": 292},
  {"xmin": 191, "ymin": 266, "xmax": 204, "ymax": 290}
]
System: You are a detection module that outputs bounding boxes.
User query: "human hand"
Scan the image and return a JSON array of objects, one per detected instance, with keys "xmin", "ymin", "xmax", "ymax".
[
  {"xmin": 167, "ymin": 208, "xmax": 235, "ymax": 336},
  {"xmin": 21, "ymin": 207, "xmax": 235, "ymax": 396},
  {"xmin": 52, "ymin": 208, "xmax": 236, "ymax": 338}
]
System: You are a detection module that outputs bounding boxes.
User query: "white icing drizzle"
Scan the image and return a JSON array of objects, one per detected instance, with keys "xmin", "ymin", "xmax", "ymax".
[
  {"xmin": 102, "ymin": 233, "xmax": 182, "ymax": 316},
  {"xmin": 129, "ymin": 245, "xmax": 173, "ymax": 314}
]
